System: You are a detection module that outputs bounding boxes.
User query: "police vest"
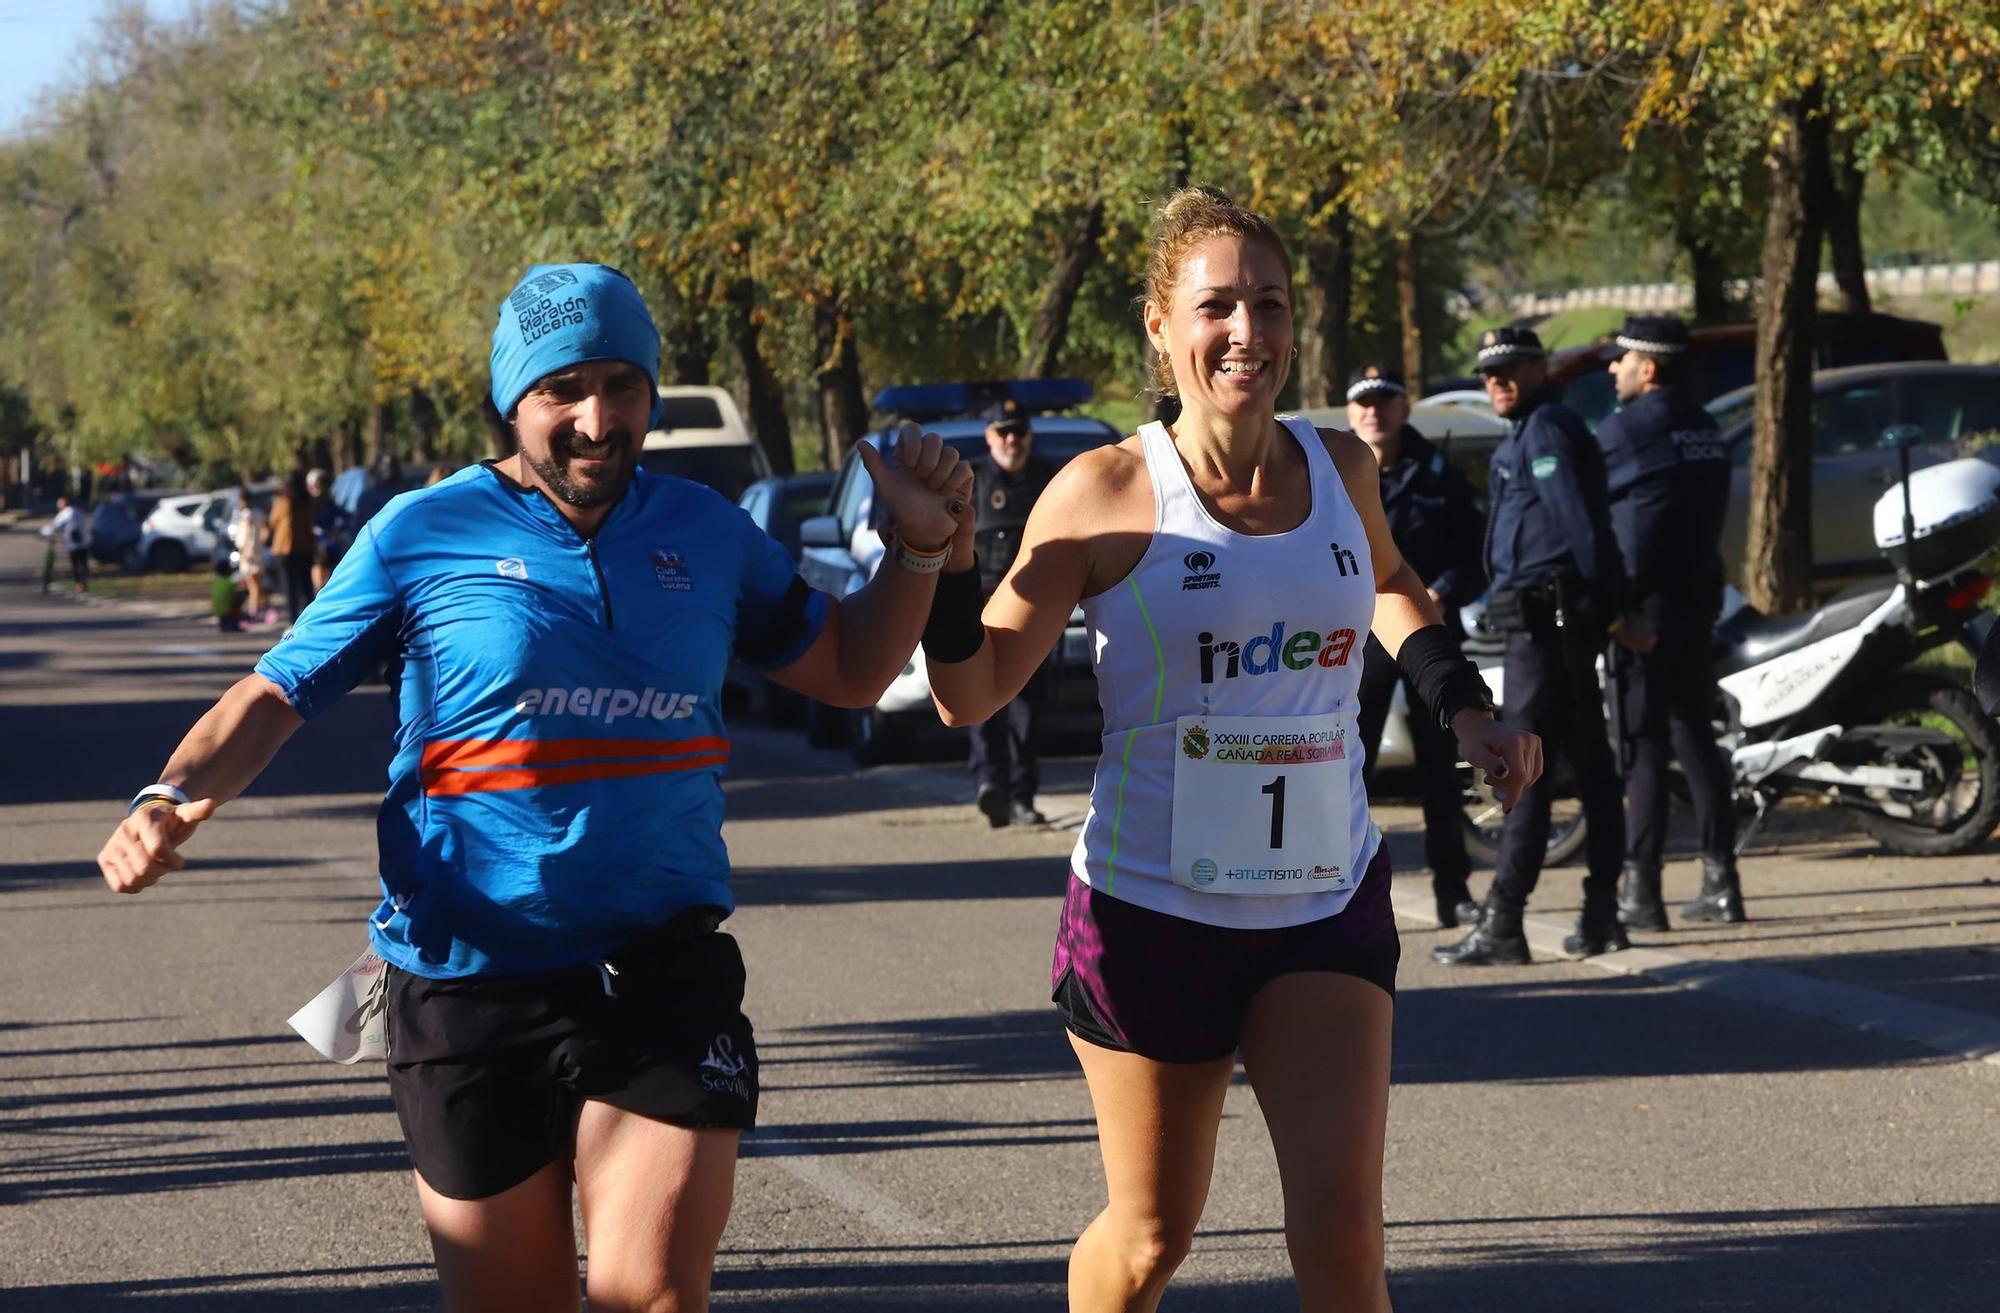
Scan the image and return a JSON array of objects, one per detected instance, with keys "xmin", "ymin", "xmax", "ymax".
[{"xmin": 973, "ymin": 456, "xmax": 1054, "ymax": 591}]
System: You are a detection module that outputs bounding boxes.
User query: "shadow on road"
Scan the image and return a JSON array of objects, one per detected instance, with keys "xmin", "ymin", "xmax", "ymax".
[
  {"xmin": 1387, "ymin": 1202, "xmax": 2000, "ymax": 1312},
  {"xmin": 1395, "ymin": 969, "xmax": 1947, "ymax": 1084}
]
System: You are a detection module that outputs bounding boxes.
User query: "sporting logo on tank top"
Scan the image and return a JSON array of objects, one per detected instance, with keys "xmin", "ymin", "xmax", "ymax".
[{"xmin": 1196, "ymin": 623, "xmax": 1358, "ymax": 682}]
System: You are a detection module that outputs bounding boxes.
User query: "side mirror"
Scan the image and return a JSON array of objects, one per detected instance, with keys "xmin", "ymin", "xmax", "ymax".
[
  {"xmin": 1880, "ymin": 423, "xmax": 1926, "ymax": 450},
  {"xmin": 797, "ymin": 514, "xmax": 843, "ymax": 549}
]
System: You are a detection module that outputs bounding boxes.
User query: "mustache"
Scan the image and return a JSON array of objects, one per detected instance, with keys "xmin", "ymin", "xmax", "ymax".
[{"xmin": 553, "ymin": 430, "xmax": 635, "ymax": 458}]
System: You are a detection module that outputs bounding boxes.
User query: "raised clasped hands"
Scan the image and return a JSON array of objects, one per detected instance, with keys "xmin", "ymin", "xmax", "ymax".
[{"xmin": 856, "ymin": 420, "xmax": 976, "ymax": 555}]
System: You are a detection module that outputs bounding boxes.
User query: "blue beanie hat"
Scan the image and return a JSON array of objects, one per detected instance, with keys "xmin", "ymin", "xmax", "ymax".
[{"xmin": 490, "ymin": 263, "xmax": 665, "ymax": 427}]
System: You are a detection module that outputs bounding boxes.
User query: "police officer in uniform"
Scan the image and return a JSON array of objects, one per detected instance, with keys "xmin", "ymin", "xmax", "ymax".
[
  {"xmin": 1599, "ymin": 315, "xmax": 1746, "ymax": 927},
  {"xmin": 1436, "ymin": 326, "xmax": 1645, "ymax": 965},
  {"xmin": 969, "ymin": 398, "xmax": 1056, "ymax": 826},
  {"xmin": 1347, "ymin": 365, "xmax": 1488, "ymax": 927}
]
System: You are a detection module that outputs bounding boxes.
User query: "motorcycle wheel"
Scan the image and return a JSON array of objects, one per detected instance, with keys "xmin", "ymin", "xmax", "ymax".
[
  {"xmin": 1852, "ymin": 675, "xmax": 2000, "ymax": 856},
  {"xmin": 1458, "ymin": 766, "xmax": 1588, "ymax": 868}
]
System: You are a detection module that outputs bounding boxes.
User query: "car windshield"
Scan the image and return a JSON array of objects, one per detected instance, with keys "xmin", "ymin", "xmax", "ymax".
[{"xmin": 640, "ymin": 447, "xmax": 762, "ymax": 500}]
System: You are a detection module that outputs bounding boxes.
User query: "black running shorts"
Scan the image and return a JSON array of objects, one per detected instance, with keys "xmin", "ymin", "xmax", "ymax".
[{"xmin": 383, "ymin": 913, "xmax": 757, "ymax": 1201}]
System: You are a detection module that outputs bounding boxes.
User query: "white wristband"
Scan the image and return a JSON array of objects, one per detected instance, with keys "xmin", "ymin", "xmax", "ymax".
[
  {"xmin": 892, "ymin": 539, "xmax": 950, "ymax": 575},
  {"xmin": 129, "ymin": 783, "xmax": 191, "ymax": 814}
]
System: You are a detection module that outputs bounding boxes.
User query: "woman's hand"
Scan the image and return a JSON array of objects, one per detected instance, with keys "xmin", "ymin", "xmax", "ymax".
[{"xmin": 1452, "ymin": 711, "xmax": 1541, "ymax": 811}]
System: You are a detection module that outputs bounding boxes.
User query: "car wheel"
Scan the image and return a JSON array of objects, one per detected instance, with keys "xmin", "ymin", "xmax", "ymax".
[
  {"xmin": 847, "ymin": 706, "xmax": 908, "ymax": 766},
  {"xmin": 145, "ymin": 540, "xmax": 189, "ymax": 574}
]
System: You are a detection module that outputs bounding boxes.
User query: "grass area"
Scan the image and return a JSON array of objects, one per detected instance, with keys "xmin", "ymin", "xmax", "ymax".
[
  {"xmin": 62, "ymin": 568, "xmax": 212, "ymax": 603},
  {"xmin": 1525, "ymin": 306, "xmax": 1628, "ymax": 351},
  {"xmin": 1873, "ymin": 292, "xmax": 2000, "ymax": 364},
  {"xmin": 1083, "ymin": 397, "xmax": 1147, "ymax": 437}
]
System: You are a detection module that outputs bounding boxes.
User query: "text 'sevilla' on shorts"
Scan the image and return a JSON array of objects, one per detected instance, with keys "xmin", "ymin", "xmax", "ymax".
[{"xmin": 384, "ymin": 915, "xmax": 756, "ymax": 1201}]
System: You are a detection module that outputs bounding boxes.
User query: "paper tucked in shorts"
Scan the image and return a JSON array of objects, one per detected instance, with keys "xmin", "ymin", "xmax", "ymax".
[{"xmin": 288, "ymin": 949, "xmax": 389, "ymax": 1063}]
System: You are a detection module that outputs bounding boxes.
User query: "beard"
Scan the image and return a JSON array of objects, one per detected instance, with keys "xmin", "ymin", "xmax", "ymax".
[{"xmin": 522, "ymin": 429, "xmax": 638, "ymax": 509}]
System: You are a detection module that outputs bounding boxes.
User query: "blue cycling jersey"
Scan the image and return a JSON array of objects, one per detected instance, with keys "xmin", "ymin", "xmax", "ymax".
[{"xmin": 254, "ymin": 463, "xmax": 828, "ymax": 979}]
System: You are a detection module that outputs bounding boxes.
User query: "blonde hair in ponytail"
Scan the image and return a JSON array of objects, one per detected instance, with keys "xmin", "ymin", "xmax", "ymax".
[{"xmin": 1143, "ymin": 186, "xmax": 1293, "ymax": 399}]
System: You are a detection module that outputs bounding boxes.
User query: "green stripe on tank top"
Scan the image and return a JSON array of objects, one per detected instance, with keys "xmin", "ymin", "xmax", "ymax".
[{"xmin": 1104, "ymin": 573, "xmax": 1168, "ymax": 894}]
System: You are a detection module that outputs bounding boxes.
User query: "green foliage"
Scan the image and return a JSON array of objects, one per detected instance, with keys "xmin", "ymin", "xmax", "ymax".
[{"xmin": 1, "ymin": 0, "xmax": 1996, "ymax": 481}]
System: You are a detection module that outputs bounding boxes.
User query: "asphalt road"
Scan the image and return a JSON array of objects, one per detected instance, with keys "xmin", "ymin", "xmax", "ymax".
[{"xmin": 2, "ymin": 521, "xmax": 1997, "ymax": 1310}]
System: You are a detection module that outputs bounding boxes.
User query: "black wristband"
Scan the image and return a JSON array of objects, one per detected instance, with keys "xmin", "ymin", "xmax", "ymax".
[
  {"xmin": 921, "ymin": 568, "xmax": 987, "ymax": 664},
  {"xmin": 1396, "ymin": 624, "xmax": 1494, "ymax": 732}
]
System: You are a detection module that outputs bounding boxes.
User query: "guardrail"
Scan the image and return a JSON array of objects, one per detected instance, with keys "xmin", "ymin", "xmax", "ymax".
[{"xmin": 1458, "ymin": 260, "xmax": 2000, "ymax": 318}]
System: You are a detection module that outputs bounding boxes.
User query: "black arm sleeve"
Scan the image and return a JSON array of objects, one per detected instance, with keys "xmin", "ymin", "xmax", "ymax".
[{"xmin": 1395, "ymin": 624, "xmax": 1495, "ymax": 732}]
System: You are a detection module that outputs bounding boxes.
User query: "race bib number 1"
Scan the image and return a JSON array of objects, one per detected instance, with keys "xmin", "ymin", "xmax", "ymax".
[{"xmin": 1169, "ymin": 711, "xmax": 1355, "ymax": 896}]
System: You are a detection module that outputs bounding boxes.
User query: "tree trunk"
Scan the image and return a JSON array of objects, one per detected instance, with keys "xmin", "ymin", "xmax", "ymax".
[
  {"xmin": 367, "ymin": 400, "xmax": 394, "ymax": 468},
  {"xmin": 729, "ymin": 278, "xmax": 795, "ymax": 476},
  {"xmin": 334, "ymin": 413, "xmax": 362, "ymax": 471},
  {"xmin": 1744, "ymin": 87, "xmax": 1831, "ymax": 617},
  {"xmin": 1144, "ymin": 126, "xmax": 1194, "ymax": 426},
  {"xmin": 1296, "ymin": 188, "xmax": 1354, "ymax": 408},
  {"xmin": 1018, "ymin": 196, "xmax": 1105, "ymax": 379},
  {"xmin": 814, "ymin": 300, "xmax": 869, "ymax": 466},
  {"xmin": 1395, "ymin": 233, "xmax": 1423, "ymax": 398},
  {"xmin": 480, "ymin": 398, "xmax": 512, "ymax": 461},
  {"xmin": 408, "ymin": 387, "xmax": 439, "ymax": 466},
  {"xmin": 1827, "ymin": 152, "xmax": 1871, "ymax": 314},
  {"xmin": 1682, "ymin": 226, "xmax": 1730, "ymax": 324},
  {"xmin": 665, "ymin": 293, "xmax": 714, "ymax": 385}
]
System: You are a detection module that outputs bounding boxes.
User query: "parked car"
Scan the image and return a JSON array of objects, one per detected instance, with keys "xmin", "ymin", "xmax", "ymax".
[
  {"xmin": 1291, "ymin": 398, "xmax": 1511, "ymax": 496},
  {"xmin": 90, "ymin": 490, "xmax": 182, "ymax": 566},
  {"xmin": 1711, "ymin": 361, "xmax": 2000, "ymax": 587},
  {"xmin": 737, "ymin": 470, "xmax": 837, "ymax": 560},
  {"xmin": 134, "ymin": 490, "xmax": 229, "ymax": 572},
  {"xmin": 725, "ymin": 470, "xmax": 839, "ymax": 722},
  {"xmin": 796, "ymin": 380, "xmax": 1120, "ymax": 763},
  {"xmin": 639, "ymin": 386, "xmax": 771, "ymax": 501}
]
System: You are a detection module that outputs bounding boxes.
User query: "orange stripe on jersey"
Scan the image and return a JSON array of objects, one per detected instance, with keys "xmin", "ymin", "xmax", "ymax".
[
  {"xmin": 423, "ymin": 752, "xmax": 732, "ymax": 797},
  {"xmin": 421, "ymin": 736, "xmax": 729, "ymax": 774}
]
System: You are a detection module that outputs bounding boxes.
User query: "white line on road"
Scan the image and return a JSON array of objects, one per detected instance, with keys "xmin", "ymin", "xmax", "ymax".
[
  {"xmin": 1393, "ymin": 888, "xmax": 2000, "ymax": 1070},
  {"xmin": 752, "ymin": 1145, "xmax": 941, "ymax": 1238}
]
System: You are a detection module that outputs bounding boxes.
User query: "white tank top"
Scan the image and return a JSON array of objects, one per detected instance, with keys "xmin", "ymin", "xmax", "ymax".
[{"xmin": 1070, "ymin": 416, "xmax": 1382, "ymax": 928}]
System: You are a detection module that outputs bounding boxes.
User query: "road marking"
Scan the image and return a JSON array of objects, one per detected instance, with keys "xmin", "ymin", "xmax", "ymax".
[
  {"xmin": 1393, "ymin": 887, "xmax": 2000, "ymax": 1070},
  {"xmin": 750, "ymin": 1143, "xmax": 940, "ymax": 1238}
]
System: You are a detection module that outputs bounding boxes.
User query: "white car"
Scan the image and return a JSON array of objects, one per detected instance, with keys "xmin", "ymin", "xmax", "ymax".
[
  {"xmin": 639, "ymin": 386, "xmax": 772, "ymax": 501},
  {"xmin": 796, "ymin": 412, "xmax": 1121, "ymax": 764},
  {"xmin": 133, "ymin": 490, "xmax": 229, "ymax": 573}
]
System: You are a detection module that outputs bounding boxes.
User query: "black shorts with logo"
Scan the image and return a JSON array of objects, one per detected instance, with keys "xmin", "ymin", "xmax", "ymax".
[{"xmin": 384, "ymin": 909, "xmax": 757, "ymax": 1201}]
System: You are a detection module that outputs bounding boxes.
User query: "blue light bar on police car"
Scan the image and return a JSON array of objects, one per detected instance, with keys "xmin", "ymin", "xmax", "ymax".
[{"xmin": 871, "ymin": 377, "xmax": 1094, "ymax": 421}]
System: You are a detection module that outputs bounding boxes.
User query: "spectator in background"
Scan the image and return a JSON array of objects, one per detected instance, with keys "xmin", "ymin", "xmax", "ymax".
[
  {"xmin": 967, "ymin": 398, "xmax": 1056, "ymax": 828},
  {"xmin": 267, "ymin": 469, "xmax": 317, "ymax": 621},
  {"xmin": 228, "ymin": 478, "xmax": 271, "ymax": 624},
  {"xmin": 307, "ymin": 468, "xmax": 347, "ymax": 592},
  {"xmin": 354, "ymin": 452, "xmax": 405, "ymax": 529},
  {"xmin": 40, "ymin": 494, "xmax": 91, "ymax": 592}
]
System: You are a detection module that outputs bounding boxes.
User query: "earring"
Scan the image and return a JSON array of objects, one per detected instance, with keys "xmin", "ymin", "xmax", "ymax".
[{"xmin": 1290, "ymin": 347, "xmax": 1299, "ymax": 360}]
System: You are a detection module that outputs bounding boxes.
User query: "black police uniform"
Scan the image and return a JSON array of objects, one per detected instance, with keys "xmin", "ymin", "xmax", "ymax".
[
  {"xmin": 968, "ymin": 451, "xmax": 1055, "ymax": 824},
  {"xmin": 1355, "ymin": 423, "xmax": 1486, "ymax": 923},
  {"xmin": 1437, "ymin": 328, "xmax": 1630, "ymax": 964},
  {"xmin": 1599, "ymin": 328, "xmax": 1742, "ymax": 927}
]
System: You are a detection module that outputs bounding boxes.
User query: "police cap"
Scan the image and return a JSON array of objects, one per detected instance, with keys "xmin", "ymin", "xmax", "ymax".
[
  {"xmin": 1602, "ymin": 314, "xmax": 1691, "ymax": 362},
  {"xmin": 1345, "ymin": 364, "xmax": 1407, "ymax": 403},
  {"xmin": 983, "ymin": 397, "xmax": 1031, "ymax": 434},
  {"xmin": 1473, "ymin": 326, "xmax": 1546, "ymax": 373}
]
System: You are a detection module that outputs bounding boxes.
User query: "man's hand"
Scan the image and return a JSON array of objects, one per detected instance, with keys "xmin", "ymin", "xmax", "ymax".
[
  {"xmin": 857, "ymin": 420, "xmax": 973, "ymax": 555},
  {"xmin": 98, "ymin": 797, "xmax": 217, "ymax": 894},
  {"xmin": 1451, "ymin": 711, "xmax": 1542, "ymax": 812}
]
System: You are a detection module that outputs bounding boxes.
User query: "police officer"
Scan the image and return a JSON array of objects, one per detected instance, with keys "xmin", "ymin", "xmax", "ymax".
[
  {"xmin": 1599, "ymin": 314, "xmax": 1746, "ymax": 927},
  {"xmin": 1347, "ymin": 364, "xmax": 1488, "ymax": 927},
  {"xmin": 968, "ymin": 398, "xmax": 1055, "ymax": 826},
  {"xmin": 1436, "ymin": 326, "xmax": 1646, "ymax": 965}
]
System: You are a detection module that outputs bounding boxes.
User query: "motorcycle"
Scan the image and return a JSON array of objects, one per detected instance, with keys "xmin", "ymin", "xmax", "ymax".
[{"xmin": 1456, "ymin": 426, "xmax": 2000, "ymax": 863}]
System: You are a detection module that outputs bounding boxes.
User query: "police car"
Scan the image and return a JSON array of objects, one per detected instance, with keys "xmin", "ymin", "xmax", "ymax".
[{"xmin": 796, "ymin": 378, "xmax": 1121, "ymax": 764}]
